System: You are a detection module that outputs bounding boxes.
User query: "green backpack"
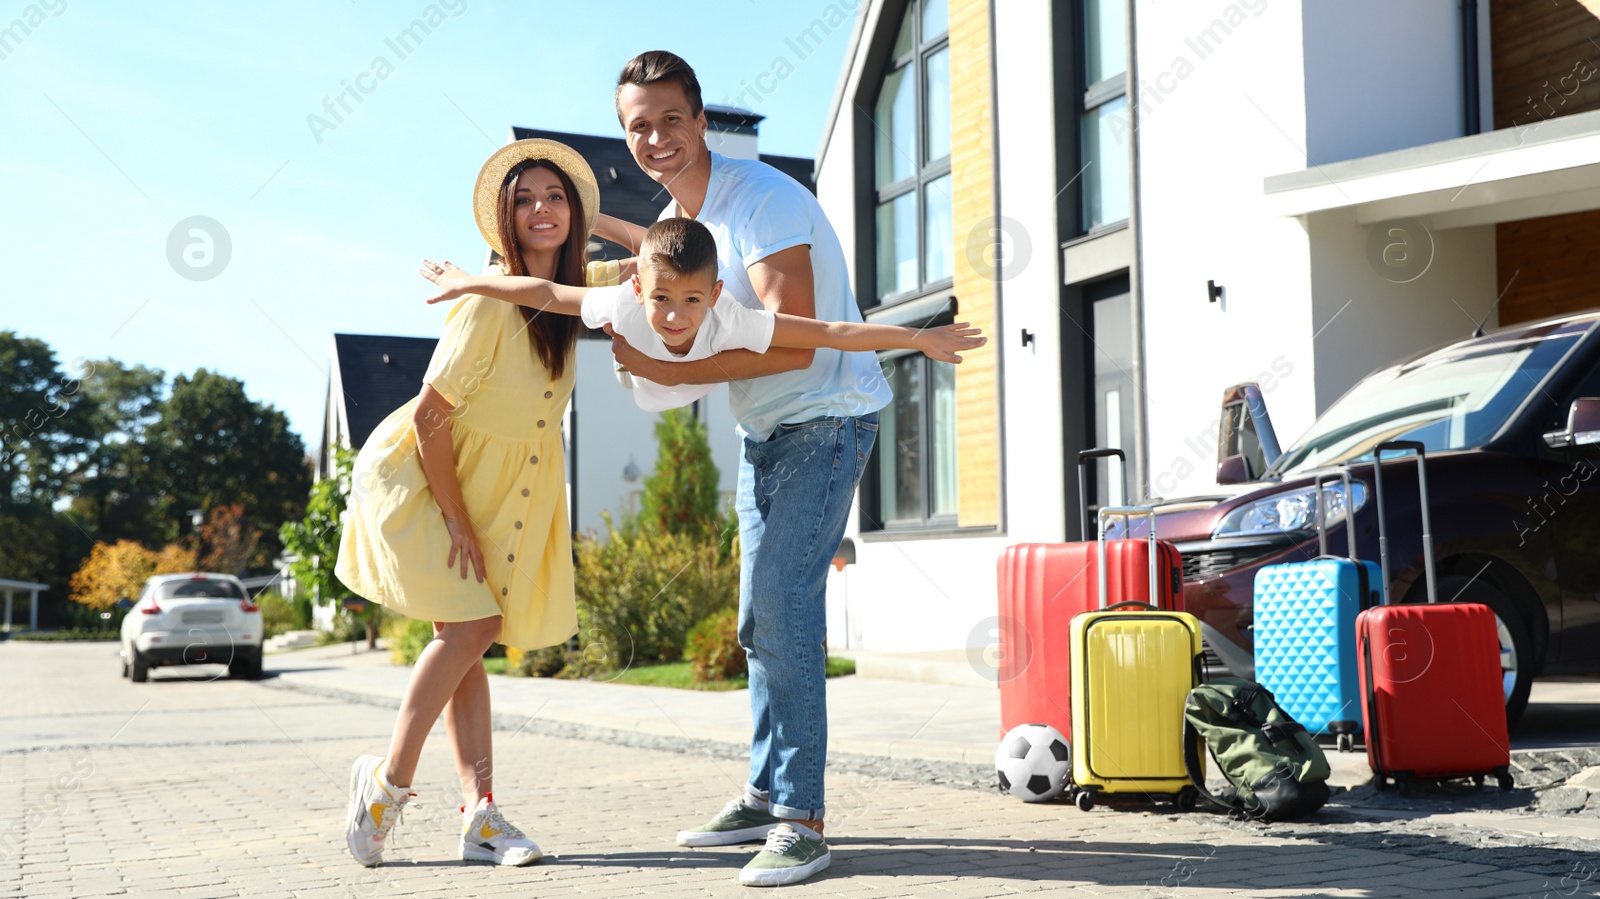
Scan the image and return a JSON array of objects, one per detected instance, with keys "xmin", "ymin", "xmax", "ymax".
[{"xmin": 1182, "ymin": 677, "xmax": 1331, "ymax": 821}]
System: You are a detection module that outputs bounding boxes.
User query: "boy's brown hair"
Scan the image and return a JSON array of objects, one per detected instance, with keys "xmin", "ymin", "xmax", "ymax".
[
  {"xmin": 641, "ymin": 218, "xmax": 718, "ymax": 282},
  {"xmin": 615, "ymin": 50, "xmax": 704, "ymax": 120}
]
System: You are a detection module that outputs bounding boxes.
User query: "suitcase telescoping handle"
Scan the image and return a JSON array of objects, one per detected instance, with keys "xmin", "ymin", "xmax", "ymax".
[
  {"xmin": 1096, "ymin": 506, "xmax": 1159, "ymax": 611},
  {"xmin": 1372, "ymin": 440, "xmax": 1437, "ymax": 605},
  {"xmin": 1312, "ymin": 469, "xmax": 1359, "ymax": 562},
  {"xmin": 1078, "ymin": 448, "xmax": 1129, "ymax": 538}
]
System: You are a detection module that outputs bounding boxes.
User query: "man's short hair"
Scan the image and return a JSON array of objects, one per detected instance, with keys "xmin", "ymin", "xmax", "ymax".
[
  {"xmin": 615, "ymin": 50, "xmax": 704, "ymax": 120},
  {"xmin": 640, "ymin": 218, "xmax": 718, "ymax": 282}
]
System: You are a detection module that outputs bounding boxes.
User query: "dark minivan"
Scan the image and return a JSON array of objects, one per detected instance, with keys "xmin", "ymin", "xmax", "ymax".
[{"xmin": 1146, "ymin": 313, "xmax": 1600, "ymax": 727}]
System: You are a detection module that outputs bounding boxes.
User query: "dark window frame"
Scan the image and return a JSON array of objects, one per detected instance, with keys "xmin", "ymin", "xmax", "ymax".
[
  {"xmin": 1075, "ymin": 0, "xmax": 1130, "ymax": 234},
  {"xmin": 860, "ymin": 307, "xmax": 963, "ymax": 531},
  {"xmin": 860, "ymin": 0, "xmax": 954, "ymax": 313}
]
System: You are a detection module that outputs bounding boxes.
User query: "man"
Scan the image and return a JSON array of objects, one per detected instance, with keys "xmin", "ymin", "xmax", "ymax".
[{"xmin": 598, "ymin": 50, "xmax": 890, "ymax": 887}]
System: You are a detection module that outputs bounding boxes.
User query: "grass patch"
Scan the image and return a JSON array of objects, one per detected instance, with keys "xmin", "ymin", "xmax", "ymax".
[
  {"xmin": 607, "ymin": 660, "xmax": 745, "ymax": 691},
  {"xmin": 482, "ymin": 656, "xmax": 509, "ymax": 676},
  {"xmin": 593, "ymin": 656, "xmax": 857, "ymax": 691}
]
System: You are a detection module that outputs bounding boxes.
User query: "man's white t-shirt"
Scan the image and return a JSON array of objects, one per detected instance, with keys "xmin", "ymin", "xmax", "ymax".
[
  {"xmin": 580, "ymin": 284, "xmax": 776, "ymax": 412},
  {"xmin": 658, "ymin": 153, "xmax": 892, "ymax": 440}
]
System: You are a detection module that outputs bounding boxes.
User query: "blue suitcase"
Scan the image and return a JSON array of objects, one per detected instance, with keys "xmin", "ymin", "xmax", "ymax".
[{"xmin": 1252, "ymin": 470, "xmax": 1379, "ymax": 752}]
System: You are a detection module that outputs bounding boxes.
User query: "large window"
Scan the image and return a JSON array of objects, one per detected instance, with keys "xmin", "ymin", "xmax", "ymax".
[
  {"xmin": 872, "ymin": 0, "xmax": 952, "ymax": 305},
  {"xmin": 867, "ymin": 351, "xmax": 959, "ymax": 528},
  {"xmin": 1079, "ymin": 0, "xmax": 1129, "ymax": 232}
]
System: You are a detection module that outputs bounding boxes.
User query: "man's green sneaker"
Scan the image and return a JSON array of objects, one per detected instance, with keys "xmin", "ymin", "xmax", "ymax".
[
  {"xmin": 737, "ymin": 823, "xmax": 831, "ymax": 887},
  {"xmin": 675, "ymin": 797, "xmax": 780, "ymax": 847}
]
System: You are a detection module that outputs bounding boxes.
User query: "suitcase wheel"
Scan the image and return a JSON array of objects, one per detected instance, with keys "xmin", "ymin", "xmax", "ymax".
[
  {"xmin": 1075, "ymin": 790, "xmax": 1095, "ymax": 812},
  {"xmin": 1336, "ymin": 734, "xmax": 1354, "ymax": 753},
  {"xmin": 1175, "ymin": 786, "xmax": 1198, "ymax": 813},
  {"xmin": 1496, "ymin": 770, "xmax": 1515, "ymax": 792},
  {"xmin": 1470, "ymin": 775, "xmax": 1485, "ymax": 788},
  {"xmin": 1372, "ymin": 775, "xmax": 1389, "ymax": 792}
]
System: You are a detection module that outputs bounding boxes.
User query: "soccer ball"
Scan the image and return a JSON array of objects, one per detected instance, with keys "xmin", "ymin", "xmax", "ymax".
[{"xmin": 995, "ymin": 723, "xmax": 1071, "ymax": 802}]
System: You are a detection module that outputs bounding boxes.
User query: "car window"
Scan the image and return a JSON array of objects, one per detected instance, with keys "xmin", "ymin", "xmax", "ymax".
[
  {"xmin": 160, "ymin": 579, "xmax": 245, "ymax": 600},
  {"xmin": 1273, "ymin": 332, "xmax": 1583, "ymax": 476}
]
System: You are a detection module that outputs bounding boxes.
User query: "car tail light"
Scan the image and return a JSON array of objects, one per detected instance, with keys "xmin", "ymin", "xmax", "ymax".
[
  {"xmin": 240, "ymin": 598, "xmax": 259, "ymax": 613},
  {"xmin": 140, "ymin": 601, "xmax": 161, "ymax": 615}
]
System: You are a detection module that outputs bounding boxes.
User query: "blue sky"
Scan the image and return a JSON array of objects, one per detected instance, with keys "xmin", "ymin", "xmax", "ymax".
[{"xmin": 1, "ymin": 0, "xmax": 859, "ymax": 453}]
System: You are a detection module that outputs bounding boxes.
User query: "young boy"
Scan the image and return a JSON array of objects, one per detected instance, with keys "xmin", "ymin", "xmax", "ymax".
[{"xmin": 419, "ymin": 217, "xmax": 984, "ymax": 412}]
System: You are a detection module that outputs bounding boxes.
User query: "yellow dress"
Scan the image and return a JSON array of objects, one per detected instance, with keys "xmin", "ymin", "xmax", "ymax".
[{"xmin": 335, "ymin": 293, "xmax": 577, "ymax": 650}]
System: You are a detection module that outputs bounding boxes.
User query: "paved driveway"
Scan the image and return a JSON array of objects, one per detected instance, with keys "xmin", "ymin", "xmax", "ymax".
[{"xmin": 2, "ymin": 641, "xmax": 1598, "ymax": 898}]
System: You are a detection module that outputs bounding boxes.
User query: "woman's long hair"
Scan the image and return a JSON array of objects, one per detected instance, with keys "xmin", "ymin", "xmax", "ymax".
[{"xmin": 495, "ymin": 159, "xmax": 584, "ymax": 380}]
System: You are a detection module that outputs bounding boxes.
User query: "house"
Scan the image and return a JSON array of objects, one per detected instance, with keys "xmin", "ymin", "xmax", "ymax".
[{"xmin": 814, "ymin": 0, "xmax": 1600, "ymax": 654}]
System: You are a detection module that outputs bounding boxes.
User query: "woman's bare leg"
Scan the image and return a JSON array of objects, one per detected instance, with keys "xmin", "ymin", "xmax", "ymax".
[
  {"xmin": 445, "ymin": 656, "xmax": 494, "ymax": 808},
  {"xmin": 383, "ymin": 615, "xmax": 501, "ymax": 787}
]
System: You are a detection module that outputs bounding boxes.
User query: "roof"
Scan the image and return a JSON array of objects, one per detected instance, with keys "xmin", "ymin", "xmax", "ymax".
[
  {"xmin": 331, "ymin": 334, "xmax": 438, "ymax": 449},
  {"xmin": 759, "ymin": 153, "xmax": 817, "ymax": 190},
  {"xmin": 0, "ymin": 579, "xmax": 47, "ymax": 591}
]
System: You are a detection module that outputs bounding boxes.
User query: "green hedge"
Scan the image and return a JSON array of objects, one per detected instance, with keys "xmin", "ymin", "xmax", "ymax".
[{"xmin": 9, "ymin": 629, "xmax": 120, "ymax": 642}]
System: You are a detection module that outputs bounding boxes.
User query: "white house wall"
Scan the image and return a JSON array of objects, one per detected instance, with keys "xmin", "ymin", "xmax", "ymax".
[
  {"xmin": 994, "ymin": 0, "xmax": 1069, "ymax": 543},
  {"xmin": 567, "ymin": 340, "xmax": 741, "ymax": 541},
  {"xmin": 1134, "ymin": 0, "xmax": 1319, "ymax": 500},
  {"xmin": 1303, "ymin": 212, "xmax": 1497, "ymax": 414},
  {"xmin": 1302, "ymin": 0, "xmax": 1464, "ymax": 166}
]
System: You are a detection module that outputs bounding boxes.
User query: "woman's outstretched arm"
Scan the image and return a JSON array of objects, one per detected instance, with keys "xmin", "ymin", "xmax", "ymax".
[{"xmin": 420, "ymin": 260, "xmax": 588, "ymax": 314}]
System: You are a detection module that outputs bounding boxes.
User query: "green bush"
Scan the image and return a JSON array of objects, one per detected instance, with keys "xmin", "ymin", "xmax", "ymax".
[
  {"xmin": 505, "ymin": 644, "xmax": 569, "ymax": 677},
  {"xmin": 257, "ymin": 591, "xmax": 296, "ymax": 639},
  {"xmin": 381, "ymin": 615, "xmax": 435, "ymax": 666},
  {"xmin": 9, "ymin": 629, "xmax": 119, "ymax": 642},
  {"xmin": 686, "ymin": 607, "xmax": 746, "ymax": 683},
  {"xmin": 573, "ymin": 515, "xmax": 739, "ymax": 674}
]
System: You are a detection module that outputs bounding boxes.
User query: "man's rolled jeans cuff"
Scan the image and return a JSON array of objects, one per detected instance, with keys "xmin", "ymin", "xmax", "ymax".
[
  {"xmin": 770, "ymin": 801, "xmax": 825, "ymax": 821},
  {"xmin": 744, "ymin": 784, "xmax": 771, "ymax": 811}
]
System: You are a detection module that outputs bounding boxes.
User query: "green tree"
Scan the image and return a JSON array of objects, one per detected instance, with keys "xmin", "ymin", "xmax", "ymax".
[
  {"xmin": 638, "ymin": 408, "xmax": 722, "ymax": 539},
  {"xmin": 279, "ymin": 448, "xmax": 353, "ymax": 629},
  {"xmin": 0, "ymin": 332, "xmax": 99, "ymax": 507},
  {"xmin": 143, "ymin": 369, "xmax": 310, "ymax": 567},
  {"xmin": 67, "ymin": 358, "xmax": 167, "ymax": 546}
]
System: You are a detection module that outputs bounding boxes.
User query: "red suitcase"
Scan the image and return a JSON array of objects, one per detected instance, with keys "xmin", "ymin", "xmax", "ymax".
[
  {"xmin": 1356, "ymin": 440, "xmax": 1513, "ymax": 790},
  {"xmin": 997, "ymin": 449, "xmax": 1184, "ymax": 737}
]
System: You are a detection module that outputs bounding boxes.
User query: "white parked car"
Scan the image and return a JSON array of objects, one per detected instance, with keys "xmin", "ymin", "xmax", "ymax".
[{"xmin": 120, "ymin": 573, "xmax": 263, "ymax": 682}]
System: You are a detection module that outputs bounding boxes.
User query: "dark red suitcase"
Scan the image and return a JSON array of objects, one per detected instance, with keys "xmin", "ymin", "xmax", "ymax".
[
  {"xmin": 1356, "ymin": 440, "xmax": 1513, "ymax": 790},
  {"xmin": 997, "ymin": 449, "xmax": 1184, "ymax": 737}
]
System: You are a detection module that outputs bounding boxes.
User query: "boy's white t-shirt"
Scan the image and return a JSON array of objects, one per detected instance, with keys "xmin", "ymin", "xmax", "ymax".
[
  {"xmin": 657, "ymin": 153, "xmax": 891, "ymax": 440},
  {"xmin": 579, "ymin": 284, "xmax": 777, "ymax": 412}
]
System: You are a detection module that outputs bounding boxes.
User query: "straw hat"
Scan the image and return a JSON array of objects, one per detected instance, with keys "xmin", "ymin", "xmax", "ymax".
[{"xmin": 473, "ymin": 139, "xmax": 600, "ymax": 256}]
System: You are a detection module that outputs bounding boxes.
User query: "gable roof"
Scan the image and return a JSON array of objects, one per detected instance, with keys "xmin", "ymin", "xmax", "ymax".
[{"xmin": 331, "ymin": 333, "xmax": 438, "ymax": 449}]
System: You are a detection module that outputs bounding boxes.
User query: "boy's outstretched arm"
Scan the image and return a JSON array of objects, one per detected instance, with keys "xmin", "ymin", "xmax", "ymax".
[
  {"xmin": 419, "ymin": 260, "xmax": 588, "ymax": 316},
  {"xmin": 770, "ymin": 317, "xmax": 986, "ymax": 364}
]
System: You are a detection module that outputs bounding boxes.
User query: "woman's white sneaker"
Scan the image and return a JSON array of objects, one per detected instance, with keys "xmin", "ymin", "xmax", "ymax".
[
  {"xmin": 344, "ymin": 755, "xmax": 413, "ymax": 867},
  {"xmin": 459, "ymin": 795, "xmax": 543, "ymax": 866}
]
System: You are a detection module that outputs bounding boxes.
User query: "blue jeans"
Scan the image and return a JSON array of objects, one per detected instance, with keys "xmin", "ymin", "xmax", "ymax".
[{"xmin": 736, "ymin": 413, "xmax": 877, "ymax": 820}]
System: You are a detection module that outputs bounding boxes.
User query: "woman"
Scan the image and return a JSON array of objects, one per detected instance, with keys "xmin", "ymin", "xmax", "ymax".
[{"xmin": 337, "ymin": 139, "xmax": 600, "ymax": 868}]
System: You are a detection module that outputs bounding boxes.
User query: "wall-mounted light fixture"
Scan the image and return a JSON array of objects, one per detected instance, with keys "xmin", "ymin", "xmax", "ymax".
[{"xmin": 1207, "ymin": 280, "xmax": 1224, "ymax": 304}]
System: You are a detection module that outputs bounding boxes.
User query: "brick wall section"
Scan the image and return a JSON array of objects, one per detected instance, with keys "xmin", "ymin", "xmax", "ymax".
[
  {"xmin": 1491, "ymin": 0, "xmax": 1600, "ymax": 325},
  {"xmin": 949, "ymin": 0, "xmax": 1001, "ymax": 527},
  {"xmin": 1490, "ymin": 0, "xmax": 1600, "ymax": 131},
  {"xmin": 1496, "ymin": 209, "xmax": 1600, "ymax": 325}
]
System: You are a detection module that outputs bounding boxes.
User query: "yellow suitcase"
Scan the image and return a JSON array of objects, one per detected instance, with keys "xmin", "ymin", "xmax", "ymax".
[{"xmin": 1068, "ymin": 507, "xmax": 1202, "ymax": 812}]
